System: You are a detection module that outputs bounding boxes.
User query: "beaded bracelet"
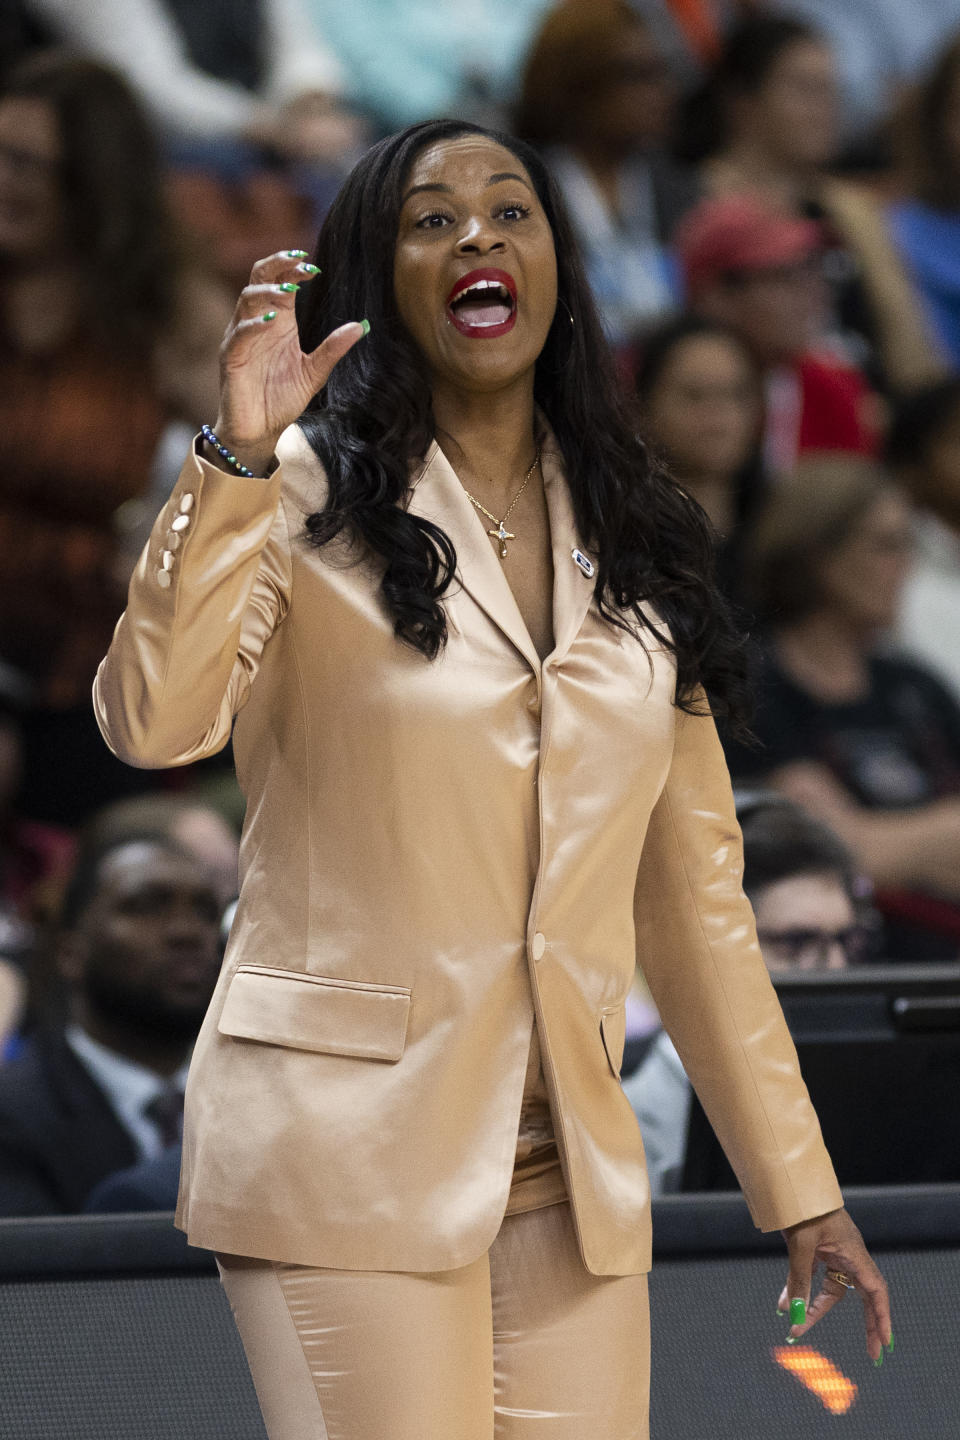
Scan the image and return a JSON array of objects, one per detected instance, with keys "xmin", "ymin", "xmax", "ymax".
[{"xmin": 200, "ymin": 424, "xmax": 256, "ymax": 478}]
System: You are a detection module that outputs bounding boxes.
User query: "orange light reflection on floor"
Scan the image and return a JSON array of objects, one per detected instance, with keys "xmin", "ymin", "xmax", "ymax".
[{"xmin": 772, "ymin": 1345, "xmax": 859, "ymax": 1415}]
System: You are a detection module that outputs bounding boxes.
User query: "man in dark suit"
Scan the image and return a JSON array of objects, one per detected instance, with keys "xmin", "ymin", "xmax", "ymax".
[{"xmin": 0, "ymin": 829, "xmax": 222, "ymax": 1215}]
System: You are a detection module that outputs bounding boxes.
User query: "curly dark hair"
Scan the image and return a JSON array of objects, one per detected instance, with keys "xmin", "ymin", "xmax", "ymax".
[{"xmin": 297, "ymin": 119, "xmax": 750, "ymax": 730}]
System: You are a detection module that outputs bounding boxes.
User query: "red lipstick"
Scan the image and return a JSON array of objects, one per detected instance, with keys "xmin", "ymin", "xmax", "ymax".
[{"xmin": 445, "ymin": 267, "xmax": 517, "ymax": 338}]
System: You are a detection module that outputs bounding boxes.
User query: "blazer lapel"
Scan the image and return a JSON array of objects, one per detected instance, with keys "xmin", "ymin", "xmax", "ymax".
[
  {"xmin": 540, "ymin": 430, "xmax": 596, "ymax": 664},
  {"xmin": 406, "ymin": 429, "xmax": 597, "ymax": 670},
  {"xmin": 408, "ymin": 442, "xmax": 542, "ymax": 674}
]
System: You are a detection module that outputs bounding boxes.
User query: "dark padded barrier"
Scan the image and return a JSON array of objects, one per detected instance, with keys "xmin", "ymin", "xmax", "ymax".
[{"xmin": 0, "ymin": 1189, "xmax": 956, "ymax": 1438}]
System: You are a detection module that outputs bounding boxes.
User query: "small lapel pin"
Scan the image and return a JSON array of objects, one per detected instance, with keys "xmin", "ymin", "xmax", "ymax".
[{"xmin": 571, "ymin": 548, "xmax": 595, "ymax": 578}]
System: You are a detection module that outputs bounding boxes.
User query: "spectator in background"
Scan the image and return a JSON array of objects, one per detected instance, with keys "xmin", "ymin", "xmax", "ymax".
[
  {"xmin": 768, "ymin": 0, "xmax": 960, "ymax": 147},
  {"xmin": 624, "ymin": 792, "xmax": 870, "ymax": 1195},
  {"xmin": 0, "ymin": 703, "xmax": 73, "ymax": 1058},
  {"xmin": 0, "ymin": 705, "xmax": 73, "ymax": 926},
  {"xmin": 308, "ymin": 0, "xmax": 553, "ymax": 134},
  {"xmin": 889, "ymin": 33, "xmax": 960, "ymax": 372},
  {"xmin": 0, "ymin": 829, "xmax": 222, "ymax": 1215},
  {"xmin": 676, "ymin": 194, "xmax": 879, "ymax": 473},
  {"xmin": 888, "ymin": 380, "xmax": 960, "ymax": 704},
  {"xmin": 0, "ymin": 53, "xmax": 232, "ymax": 828},
  {"xmin": 515, "ymin": 0, "xmax": 698, "ymax": 354},
  {"xmin": 726, "ymin": 454, "xmax": 960, "ymax": 961},
  {"xmin": 0, "ymin": 708, "xmax": 30, "ymax": 1048},
  {"xmin": 2, "ymin": 793, "xmax": 240, "ymax": 1065},
  {"xmin": 632, "ymin": 2, "xmax": 777, "ymax": 90},
  {"xmin": 84, "ymin": 794, "xmax": 241, "ymax": 913},
  {"xmin": 23, "ymin": 0, "xmax": 355, "ymax": 164},
  {"xmin": 691, "ymin": 15, "xmax": 943, "ymax": 394},
  {"xmin": 22, "ymin": 1, "xmax": 369, "ymax": 284},
  {"xmin": 634, "ymin": 313, "xmax": 763, "ymax": 601}
]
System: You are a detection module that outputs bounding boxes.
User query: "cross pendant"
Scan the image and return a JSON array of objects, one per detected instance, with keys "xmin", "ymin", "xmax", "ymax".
[{"xmin": 489, "ymin": 521, "xmax": 515, "ymax": 559}]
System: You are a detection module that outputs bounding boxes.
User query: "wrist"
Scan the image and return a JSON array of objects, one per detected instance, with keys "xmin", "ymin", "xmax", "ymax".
[{"xmin": 206, "ymin": 421, "xmax": 277, "ymax": 478}]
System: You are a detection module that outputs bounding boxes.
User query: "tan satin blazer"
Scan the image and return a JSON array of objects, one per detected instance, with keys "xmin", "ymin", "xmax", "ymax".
[{"xmin": 94, "ymin": 424, "xmax": 842, "ymax": 1276}]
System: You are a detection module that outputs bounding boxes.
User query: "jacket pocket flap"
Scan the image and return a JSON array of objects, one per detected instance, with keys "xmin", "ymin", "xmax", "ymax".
[
  {"xmin": 600, "ymin": 1004, "xmax": 626, "ymax": 1079},
  {"xmin": 218, "ymin": 965, "xmax": 411, "ymax": 1062}
]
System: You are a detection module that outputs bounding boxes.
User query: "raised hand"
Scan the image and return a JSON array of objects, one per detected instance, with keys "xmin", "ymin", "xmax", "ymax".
[{"xmin": 213, "ymin": 250, "xmax": 367, "ymax": 475}]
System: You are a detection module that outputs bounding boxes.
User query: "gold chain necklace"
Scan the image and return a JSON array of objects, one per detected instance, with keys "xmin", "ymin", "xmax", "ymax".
[{"xmin": 461, "ymin": 450, "xmax": 541, "ymax": 560}]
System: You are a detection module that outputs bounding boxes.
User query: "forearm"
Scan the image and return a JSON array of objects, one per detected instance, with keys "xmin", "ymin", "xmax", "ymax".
[
  {"xmin": 636, "ymin": 708, "xmax": 843, "ymax": 1230},
  {"xmin": 841, "ymin": 802, "xmax": 960, "ymax": 898},
  {"xmin": 94, "ymin": 443, "xmax": 287, "ymax": 769},
  {"xmin": 770, "ymin": 763, "xmax": 960, "ymax": 898}
]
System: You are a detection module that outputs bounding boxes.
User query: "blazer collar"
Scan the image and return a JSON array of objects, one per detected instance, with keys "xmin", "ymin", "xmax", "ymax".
[{"xmin": 406, "ymin": 422, "xmax": 596, "ymax": 674}]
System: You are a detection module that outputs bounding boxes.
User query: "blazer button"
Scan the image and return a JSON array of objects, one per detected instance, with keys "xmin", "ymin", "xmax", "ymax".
[{"xmin": 531, "ymin": 932, "xmax": 546, "ymax": 961}]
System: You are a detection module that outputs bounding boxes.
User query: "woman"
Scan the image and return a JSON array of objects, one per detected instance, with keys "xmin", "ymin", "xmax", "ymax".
[
  {"xmin": 94, "ymin": 120, "xmax": 890, "ymax": 1438},
  {"xmin": 0, "ymin": 52, "xmax": 232, "ymax": 826},
  {"xmin": 692, "ymin": 15, "xmax": 942, "ymax": 394},
  {"xmin": 514, "ymin": 0, "xmax": 698, "ymax": 354},
  {"xmin": 727, "ymin": 453, "xmax": 960, "ymax": 962},
  {"xmin": 634, "ymin": 314, "xmax": 764, "ymax": 601}
]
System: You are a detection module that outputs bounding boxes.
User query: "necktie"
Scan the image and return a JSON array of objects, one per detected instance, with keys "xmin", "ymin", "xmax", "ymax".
[{"xmin": 145, "ymin": 1085, "xmax": 185, "ymax": 1147}]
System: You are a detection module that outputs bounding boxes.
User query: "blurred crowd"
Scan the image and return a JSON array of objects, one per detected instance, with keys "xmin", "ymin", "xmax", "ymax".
[{"xmin": 2, "ymin": 0, "xmax": 960, "ymax": 1215}]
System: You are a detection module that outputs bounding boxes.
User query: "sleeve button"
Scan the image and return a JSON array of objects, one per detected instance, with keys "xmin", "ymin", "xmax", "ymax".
[
  {"xmin": 178, "ymin": 493, "xmax": 195, "ymax": 513},
  {"xmin": 171, "ymin": 513, "xmax": 191, "ymax": 533},
  {"xmin": 531, "ymin": 932, "xmax": 546, "ymax": 961},
  {"xmin": 161, "ymin": 550, "xmax": 174, "ymax": 571},
  {"xmin": 156, "ymin": 568, "xmax": 172, "ymax": 589}
]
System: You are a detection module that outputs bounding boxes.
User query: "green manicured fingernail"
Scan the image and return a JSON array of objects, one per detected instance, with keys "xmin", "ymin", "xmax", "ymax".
[
  {"xmin": 262, "ymin": 310, "xmax": 277, "ymax": 322},
  {"xmin": 786, "ymin": 1336, "xmax": 798, "ymax": 1345},
  {"xmin": 789, "ymin": 1298, "xmax": 806, "ymax": 1326},
  {"xmin": 874, "ymin": 1350, "xmax": 884, "ymax": 1368},
  {"xmin": 297, "ymin": 263, "xmax": 320, "ymax": 274},
  {"xmin": 360, "ymin": 318, "xmax": 371, "ymax": 335},
  {"xmin": 278, "ymin": 282, "xmax": 299, "ymax": 293},
  {"xmin": 285, "ymin": 249, "xmax": 308, "ymax": 258},
  {"xmin": 886, "ymin": 1332, "xmax": 895, "ymax": 1355},
  {"xmin": 776, "ymin": 1308, "xmax": 787, "ymax": 1318}
]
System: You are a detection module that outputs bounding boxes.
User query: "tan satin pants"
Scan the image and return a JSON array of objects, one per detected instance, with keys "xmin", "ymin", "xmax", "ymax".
[{"xmin": 217, "ymin": 1200, "xmax": 650, "ymax": 1440}]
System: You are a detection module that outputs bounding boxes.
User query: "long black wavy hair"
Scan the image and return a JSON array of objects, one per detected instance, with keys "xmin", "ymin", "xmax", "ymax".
[{"xmin": 297, "ymin": 118, "xmax": 749, "ymax": 730}]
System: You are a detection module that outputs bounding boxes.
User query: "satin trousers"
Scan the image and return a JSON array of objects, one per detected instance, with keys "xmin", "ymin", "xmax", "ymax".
[{"xmin": 216, "ymin": 1200, "xmax": 650, "ymax": 1440}]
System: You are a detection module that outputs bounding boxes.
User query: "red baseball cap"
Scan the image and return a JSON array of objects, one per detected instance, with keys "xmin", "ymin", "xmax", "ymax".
[{"xmin": 676, "ymin": 194, "xmax": 822, "ymax": 301}]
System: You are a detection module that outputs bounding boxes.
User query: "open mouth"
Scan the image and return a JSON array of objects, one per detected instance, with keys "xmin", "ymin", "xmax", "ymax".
[{"xmin": 446, "ymin": 267, "xmax": 517, "ymax": 338}]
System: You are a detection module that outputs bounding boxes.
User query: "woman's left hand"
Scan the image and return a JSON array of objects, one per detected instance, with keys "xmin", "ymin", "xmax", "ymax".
[{"xmin": 779, "ymin": 1207, "xmax": 893, "ymax": 1363}]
